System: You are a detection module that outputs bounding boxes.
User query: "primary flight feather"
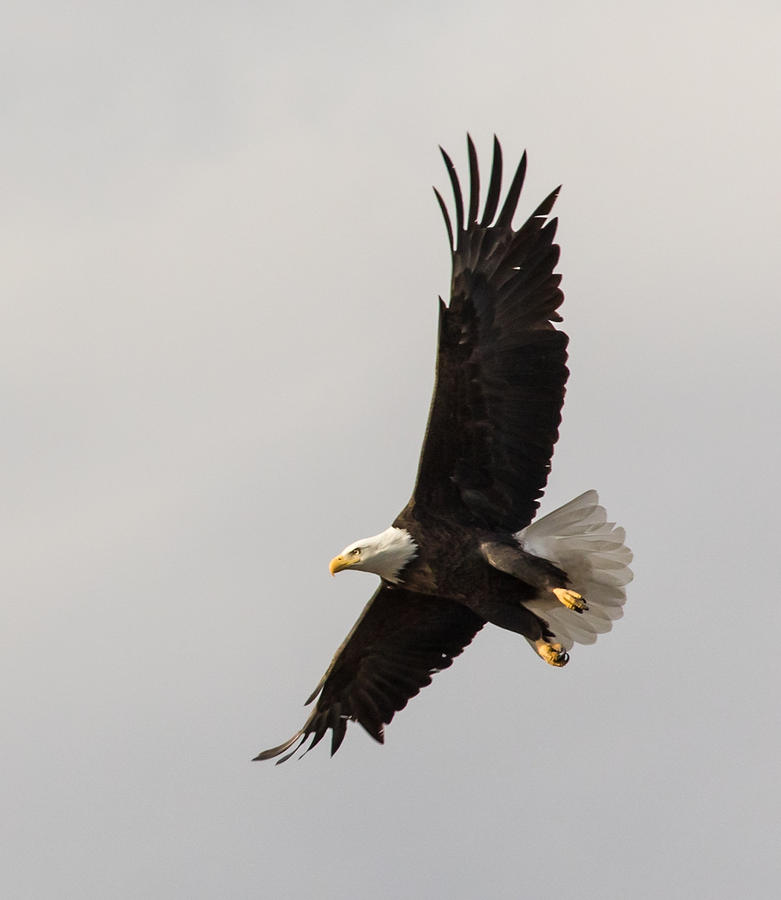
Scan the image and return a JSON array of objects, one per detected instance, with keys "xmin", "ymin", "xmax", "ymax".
[{"xmin": 256, "ymin": 137, "xmax": 633, "ymax": 763}]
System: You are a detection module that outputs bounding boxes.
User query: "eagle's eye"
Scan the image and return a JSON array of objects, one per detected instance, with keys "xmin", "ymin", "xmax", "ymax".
[{"xmin": 351, "ymin": 548, "xmax": 361, "ymax": 556}]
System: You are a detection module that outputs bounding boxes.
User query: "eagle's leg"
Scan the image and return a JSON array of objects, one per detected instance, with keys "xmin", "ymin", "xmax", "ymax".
[
  {"xmin": 552, "ymin": 587, "xmax": 588, "ymax": 612},
  {"xmin": 533, "ymin": 639, "xmax": 569, "ymax": 667},
  {"xmin": 480, "ymin": 541, "xmax": 588, "ymax": 612}
]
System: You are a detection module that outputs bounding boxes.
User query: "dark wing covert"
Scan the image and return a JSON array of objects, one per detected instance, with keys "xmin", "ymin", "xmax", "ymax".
[{"xmin": 255, "ymin": 585, "xmax": 484, "ymax": 762}]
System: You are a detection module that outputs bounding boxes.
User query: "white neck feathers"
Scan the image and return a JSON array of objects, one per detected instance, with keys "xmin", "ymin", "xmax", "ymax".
[{"xmin": 361, "ymin": 526, "xmax": 418, "ymax": 583}]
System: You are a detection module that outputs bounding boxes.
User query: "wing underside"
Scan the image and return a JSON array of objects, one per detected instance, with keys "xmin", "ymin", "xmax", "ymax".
[
  {"xmin": 407, "ymin": 137, "xmax": 569, "ymax": 534},
  {"xmin": 255, "ymin": 585, "xmax": 485, "ymax": 762}
]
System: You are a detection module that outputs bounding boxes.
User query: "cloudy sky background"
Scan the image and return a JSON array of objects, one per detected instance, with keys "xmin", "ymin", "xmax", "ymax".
[{"xmin": 4, "ymin": 1, "xmax": 780, "ymax": 897}]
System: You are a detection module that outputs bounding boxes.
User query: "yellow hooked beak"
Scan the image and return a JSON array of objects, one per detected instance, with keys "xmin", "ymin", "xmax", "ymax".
[{"xmin": 329, "ymin": 555, "xmax": 351, "ymax": 576}]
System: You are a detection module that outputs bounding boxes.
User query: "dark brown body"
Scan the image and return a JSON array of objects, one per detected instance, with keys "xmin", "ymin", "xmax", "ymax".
[{"xmin": 394, "ymin": 502, "xmax": 565, "ymax": 644}]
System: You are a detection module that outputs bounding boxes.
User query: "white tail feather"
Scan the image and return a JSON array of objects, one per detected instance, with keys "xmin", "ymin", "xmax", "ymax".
[{"xmin": 517, "ymin": 491, "xmax": 634, "ymax": 651}]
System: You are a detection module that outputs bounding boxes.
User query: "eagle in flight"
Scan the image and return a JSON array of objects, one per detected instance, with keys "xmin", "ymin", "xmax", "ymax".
[{"xmin": 256, "ymin": 137, "xmax": 633, "ymax": 763}]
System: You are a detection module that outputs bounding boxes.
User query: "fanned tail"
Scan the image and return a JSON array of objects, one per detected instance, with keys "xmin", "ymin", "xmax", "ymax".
[{"xmin": 517, "ymin": 491, "xmax": 633, "ymax": 650}]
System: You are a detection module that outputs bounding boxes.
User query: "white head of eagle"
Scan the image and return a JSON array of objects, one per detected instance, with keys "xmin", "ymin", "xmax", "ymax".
[{"xmin": 329, "ymin": 526, "xmax": 418, "ymax": 584}]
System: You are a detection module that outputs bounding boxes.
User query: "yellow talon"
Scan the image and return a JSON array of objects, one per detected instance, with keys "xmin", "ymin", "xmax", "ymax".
[
  {"xmin": 534, "ymin": 639, "xmax": 569, "ymax": 667},
  {"xmin": 552, "ymin": 587, "xmax": 587, "ymax": 612}
]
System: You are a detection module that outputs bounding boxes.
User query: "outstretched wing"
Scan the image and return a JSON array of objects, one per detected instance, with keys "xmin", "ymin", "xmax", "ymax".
[
  {"xmin": 407, "ymin": 136, "xmax": 568, "ymax": 534},
  {"xmin": 255, "ymin": 586, "xmax": 484, "ymax": 763}
]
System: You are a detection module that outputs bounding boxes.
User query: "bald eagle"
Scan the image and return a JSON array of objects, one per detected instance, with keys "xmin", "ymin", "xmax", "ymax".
[{"xmin": 256, "ymin": 138, "xmax": 632, "ymax": 763}]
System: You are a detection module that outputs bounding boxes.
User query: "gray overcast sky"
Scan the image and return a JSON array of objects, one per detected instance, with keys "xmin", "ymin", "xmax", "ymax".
[{"xmin": 3, "ymin": 1, "xmax": 780, "ymax": 897}]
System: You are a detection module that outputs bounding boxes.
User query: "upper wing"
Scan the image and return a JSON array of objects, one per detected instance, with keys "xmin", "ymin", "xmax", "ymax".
[
  {"xmin": 255, "ymin": 585, "xmax": 484, "ymax": 763},
  {"xmin": 407, "ymin": 136, "xmax": 569, "ymax": 534}
]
